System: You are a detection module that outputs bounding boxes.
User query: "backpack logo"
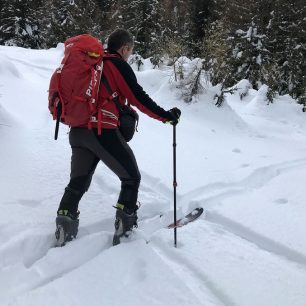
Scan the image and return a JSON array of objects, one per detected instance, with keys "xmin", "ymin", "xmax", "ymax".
[{"xmin": 86, "ymin": 67, "xmax": 100, "ymax": 98}]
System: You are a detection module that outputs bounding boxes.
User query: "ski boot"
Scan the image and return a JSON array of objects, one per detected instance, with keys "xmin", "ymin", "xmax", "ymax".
[
  {"xmin": 55, "ymin": 210, "xmax": 80, "ymax": 247},
  {"xmin": 113, "ymin": 204, "xmax": 138, "ymax": 246}
]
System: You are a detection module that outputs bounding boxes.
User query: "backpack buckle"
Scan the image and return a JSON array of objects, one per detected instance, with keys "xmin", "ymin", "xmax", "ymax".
[
  {"xmin": 91, "ymin": 116, "xmax": 97, "ymax": 122},
  {"xmin": 57, "ymin": 64, "xmax": 64, "ymax": 73},
  {"xmin": 96, "ymin": 63, "xmax": 103, "ymax": 71},
  {"xmin": 112, "ymin": 92, "xmax": 118, "ymax": 98}
]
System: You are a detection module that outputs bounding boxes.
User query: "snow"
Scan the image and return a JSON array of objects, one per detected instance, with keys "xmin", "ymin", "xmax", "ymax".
[{"xmin": 0, "ymin": 45, "xmax": 306, "ymax": 306}]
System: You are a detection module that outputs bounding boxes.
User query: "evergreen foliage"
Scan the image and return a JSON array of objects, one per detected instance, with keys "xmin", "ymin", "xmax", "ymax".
[
  {"xmin": 264, "ymin": 0, "xmax": 306, "ymax": 99},
  {"xmin": 204, "ymin": 0, "xmax": 306, "ymax": 102},
  {"xmin": 110, "ymin": 0, "xmax": 162, "ymax": 59},
  {"xmin": 46, "ymin": 0, "xmax": 103, "ymax": 47},
  {"xmin": 0, "ymin": 0, "xmax": 44, "ymax": 48},
  {"xmin": 0, "ymin": 0, "xmax": 305, "ymax": 103}
]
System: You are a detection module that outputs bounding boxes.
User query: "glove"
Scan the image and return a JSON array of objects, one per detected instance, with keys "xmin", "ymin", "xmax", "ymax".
[{"xmin": 166, "ymin": 107, "xmax": 181, "ymax": 125}]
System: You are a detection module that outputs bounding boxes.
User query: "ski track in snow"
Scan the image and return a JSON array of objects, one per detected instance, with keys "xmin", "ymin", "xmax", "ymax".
[
  {"xmin": 206, "ymin": 212, "xmax": 306, "ymax": 267},
  {"xmin": 2, "ymin": 156, "xmax": 306, "ymax": 305},
  {"xmin": 182, "ymin": 157, "xmax": 306, "ymax": 204},
  {"xmin": 0, "ymin": 172, "xmax": 175, "ymax": 305},
  {"xmin": 182, "ymin": 158, "xmax": 306, "ymax": 266},
  {"xmin": 26, "ymin": 233, "xmax": 113, "ymax": 291},
  {"xmin": 151, "ymin": 240, "xmax": 235, "ymax": 306},
  {"xmin": 0, "ymin": 231, "xmax": 113, "ymax": 304}
]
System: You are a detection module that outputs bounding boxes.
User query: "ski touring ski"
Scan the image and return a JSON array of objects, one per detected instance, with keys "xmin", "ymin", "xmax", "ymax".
[
  {"xmin": 54, "ymin": 207, "xmax": 204, "ymax": 247},
  {"xmin": 166, "ymin": 207, "xmax": 204, "ymax": 229}
]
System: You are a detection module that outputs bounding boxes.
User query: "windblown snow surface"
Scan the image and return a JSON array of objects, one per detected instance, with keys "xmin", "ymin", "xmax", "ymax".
[{"xmin": 0, "ymin": 45, "xmax": 306, "ymax": 306}]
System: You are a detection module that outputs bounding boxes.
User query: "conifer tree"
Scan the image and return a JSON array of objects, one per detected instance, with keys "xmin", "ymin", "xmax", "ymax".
[
  {"xmin": 46, "ymin": 0, "xmax": 103, "ymax": 47},
  {"xmin": 188, "ymin": 0, "xmax": 214, "ymax": 57},
  {"xmin": 161, "ymin": 0, "xmax": 191, "ymax": 50},
  {"xmin": 227, "ymin": 18, "xmax": 269, "ymax": 88},
  {"xmin": 0, "ymin": 0, "xmax": 44, "ymax": 48},
  {"xmin": 265, "ymin": 0, "xmax": 306, "ymax": 99},
  {"xmin": 108, "ymin": 0, "xmax": 162, "ymax": 58},
  {"xmin": 204, "ymin": 0, "xmax": 272, "ymax": 88},
  {"xmin": 203, "ymin": 19, "xmax": 231, "ymax": 86}
]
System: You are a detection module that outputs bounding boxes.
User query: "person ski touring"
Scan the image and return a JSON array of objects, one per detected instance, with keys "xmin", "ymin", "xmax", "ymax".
[{"xmin": 53, "ymin": 29, "xmax": 181, "ymax": 246}]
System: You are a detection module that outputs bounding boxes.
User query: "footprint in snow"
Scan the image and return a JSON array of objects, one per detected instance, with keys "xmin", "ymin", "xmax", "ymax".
[
  {"xmin": 232, "ymin": 148, "xmax": 241, "ymax": 153},
  {"xmin": 19, "ymin": 199, "xmax": 41, "ymax": 208},
  {"xmin": 274, "ymin": 198, "xmax": 289, "ymax": 205},
  {"xmin": 240, "ymin": 164, "xmax": 250, "ymax": 168}
]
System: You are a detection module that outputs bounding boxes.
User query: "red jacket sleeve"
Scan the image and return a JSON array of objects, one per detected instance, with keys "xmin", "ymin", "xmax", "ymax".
[{"xmin": 105, "ymin": 56, "xmax": 171, "ymax": 123}]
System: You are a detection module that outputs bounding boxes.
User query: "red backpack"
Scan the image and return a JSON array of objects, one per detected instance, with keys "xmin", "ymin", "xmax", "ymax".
[{"xmin": 48, "ymin": 34, "xmax": 104, "ymax": 139}]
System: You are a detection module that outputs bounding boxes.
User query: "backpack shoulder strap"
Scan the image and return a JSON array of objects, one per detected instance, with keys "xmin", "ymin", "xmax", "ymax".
[{"xmin": 101, "ymin": 76, "xmax": 122, "ymax": 112}]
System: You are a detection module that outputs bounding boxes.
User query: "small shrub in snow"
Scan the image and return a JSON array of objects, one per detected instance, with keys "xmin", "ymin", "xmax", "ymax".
[
  {"xmin": 266, "ymin": 87, "xmax": 276, "ymax": 105},
  {"xmin": 171, "ymin": 58, "xmax": 206, "ymax": 103},
  {"xmin": 214, "ymin": 85, "xmax": 238, "ymax": 107},
  {"xmin": 234, "ymin": 79, "xmax": 252, "ymax": 101}
]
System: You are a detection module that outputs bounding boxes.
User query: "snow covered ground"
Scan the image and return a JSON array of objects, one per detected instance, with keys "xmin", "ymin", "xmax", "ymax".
[{"xmin": 0, "ymin": 45, "xmax": 306, "ymax": 306}]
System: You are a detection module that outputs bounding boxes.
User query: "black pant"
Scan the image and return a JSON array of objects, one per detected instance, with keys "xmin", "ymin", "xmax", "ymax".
[{"xmin": 58, "ymin": 128, "xmax": 141, "ymax": 214}]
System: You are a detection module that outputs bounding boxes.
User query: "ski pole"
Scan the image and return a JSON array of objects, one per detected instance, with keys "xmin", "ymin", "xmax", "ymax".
[{"xmin": 173, "ymin": 124, "xmax": 177, "ymax": 247}]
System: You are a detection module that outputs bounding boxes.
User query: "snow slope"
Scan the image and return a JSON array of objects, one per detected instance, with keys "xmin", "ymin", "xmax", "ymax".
[{"xmin": 0, "ymin": 45, "xmax": 306, "ymax": 306}]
